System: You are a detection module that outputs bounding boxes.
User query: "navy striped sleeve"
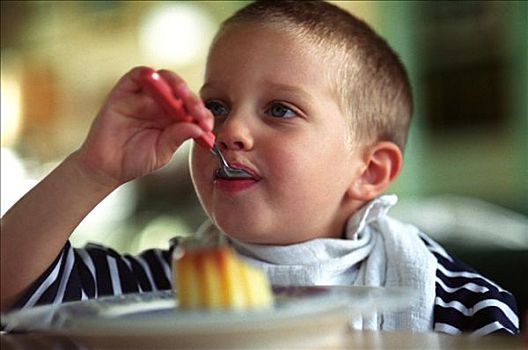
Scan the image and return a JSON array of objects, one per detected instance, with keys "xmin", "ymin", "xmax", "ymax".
[
  {"xmin": 420, "ymin": 234, "xmax": 520, "ymax": 335},
  {"xmin": 10, "ymin": 240, "xmax": 177, "ymax": 311}
]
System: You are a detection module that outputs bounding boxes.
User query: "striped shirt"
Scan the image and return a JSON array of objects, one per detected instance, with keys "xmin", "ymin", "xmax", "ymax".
[
  {"xmin": 10, "ymin": 236, "xmax": 519, "ymax": 335},
  {"xmin": 419, "ymin": 234, "xmax": 519, "ymax": 335}
]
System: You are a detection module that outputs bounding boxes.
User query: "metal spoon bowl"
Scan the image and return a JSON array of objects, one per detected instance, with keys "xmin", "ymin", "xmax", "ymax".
[{"xmin": 211, "ymin": 145, "xmax": 253, "ymax": 179}]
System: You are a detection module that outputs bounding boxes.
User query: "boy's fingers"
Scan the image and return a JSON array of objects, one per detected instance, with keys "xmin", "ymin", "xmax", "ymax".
[
  {"xmin": 158, "ymin": 122, "xmax": 205, "ymax": 159},
  {"xmin": 174, "ymin": 83, "xmax": 214, "ymax": 132},
  {"xmin": 116, "ymin": 66, "xmax": 154, "ymax": 94},
  {"xmin": 158, "ymin": 70, "xmax": 213, "ymax": 132},
  {"xmin": 157, "ymin": 69, "xmax": 187, "ymax": 88}
]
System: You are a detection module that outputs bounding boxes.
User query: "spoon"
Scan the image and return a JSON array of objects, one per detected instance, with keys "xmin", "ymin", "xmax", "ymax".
[
  {"xmin": 211, "ymin": 145, "xmax": 253, "ymax": 179},
  {"xmin": 139, "ymin": 68, "xmax": 252, "ymax": 179}
]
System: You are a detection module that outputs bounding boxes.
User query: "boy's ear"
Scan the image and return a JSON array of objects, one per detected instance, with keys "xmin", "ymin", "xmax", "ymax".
[{"xmin": 348, "ymin": 141, "xmax": 403, "ymax": 201}]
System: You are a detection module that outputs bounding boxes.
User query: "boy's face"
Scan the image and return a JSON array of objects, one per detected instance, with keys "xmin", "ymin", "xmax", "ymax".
[{"xmin": 190, "ymin": 25, "xmax": 366, "ymax": 244}]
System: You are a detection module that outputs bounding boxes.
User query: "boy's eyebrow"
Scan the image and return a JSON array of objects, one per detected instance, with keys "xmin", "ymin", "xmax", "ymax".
[
  {"xmin": 199, "ymin": 81, "xmax": 315, "ymax": 102},
  {"xmin": 263, "ymin": 81, "xmax": 315, "ymax": 101}
]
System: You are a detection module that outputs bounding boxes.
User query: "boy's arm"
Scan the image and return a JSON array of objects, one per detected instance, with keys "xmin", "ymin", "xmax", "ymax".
[
  {"xmin": 0, "ymin": 152, "xmax": 116, "ymax": 311},
  {"xmin": 0, "ymin": 67, "xmax": 213, "ymax": 312}
]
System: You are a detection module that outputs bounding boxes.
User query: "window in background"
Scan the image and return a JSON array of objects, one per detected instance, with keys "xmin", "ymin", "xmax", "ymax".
[
  {"xmin": 422, "ymin": 1, "xmax": 509, "ymax": 136},
  {"xmin": 421, "ymin": 1, "xmax": 508, "ymax": 136}
]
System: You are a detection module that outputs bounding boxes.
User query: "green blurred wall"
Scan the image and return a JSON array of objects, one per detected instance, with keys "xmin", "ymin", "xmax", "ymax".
[{"xmin": 373, "ymin": 1, "xmax": 527, "ymax": 215}]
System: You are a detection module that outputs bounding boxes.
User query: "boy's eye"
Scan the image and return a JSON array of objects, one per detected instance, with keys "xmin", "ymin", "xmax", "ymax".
[
  {"xmin": 267, "ymin": 102, "xmax": 297, "ymax": 119},
  {"xmin": 204, "ymin": 100, "xmax": 229, "ymax": 117}
]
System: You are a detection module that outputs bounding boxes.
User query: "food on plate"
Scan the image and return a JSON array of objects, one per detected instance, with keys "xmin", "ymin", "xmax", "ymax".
[{"xmin": 173, "ymin": 246, "xmax": 273, "ymax": 310}]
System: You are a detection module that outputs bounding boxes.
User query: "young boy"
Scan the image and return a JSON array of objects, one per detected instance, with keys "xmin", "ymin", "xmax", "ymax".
[{"xmin": 0, "ymin": 0, "xmax": 519, "ymax": 335}]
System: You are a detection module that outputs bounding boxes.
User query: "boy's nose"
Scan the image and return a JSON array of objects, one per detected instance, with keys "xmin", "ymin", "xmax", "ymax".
[{"xmin": 216, "ymin": 115, "xmax": 254, "ymax": 151}]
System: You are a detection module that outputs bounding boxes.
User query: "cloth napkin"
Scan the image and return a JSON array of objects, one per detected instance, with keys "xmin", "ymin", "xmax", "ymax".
[{"xmin": 198, "ymin": 195, "xmax": 437, "ymax": 331}]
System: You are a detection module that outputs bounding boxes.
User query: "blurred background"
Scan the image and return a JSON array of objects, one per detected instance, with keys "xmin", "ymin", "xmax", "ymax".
[{"xmin": 1, "ymin": 0, "xmax": 527, "ymax": 317}]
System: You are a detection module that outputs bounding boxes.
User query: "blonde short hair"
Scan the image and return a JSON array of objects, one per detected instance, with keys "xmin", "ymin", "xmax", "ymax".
[{"xmin": 215, "ymin": 0, "xmax": 413, "ymax": 151}]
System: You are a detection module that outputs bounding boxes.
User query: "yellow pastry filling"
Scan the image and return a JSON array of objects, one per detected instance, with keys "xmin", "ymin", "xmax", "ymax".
[{"xmin": 174, "ymin": 247, "xmax": 273, "ymax": 310}]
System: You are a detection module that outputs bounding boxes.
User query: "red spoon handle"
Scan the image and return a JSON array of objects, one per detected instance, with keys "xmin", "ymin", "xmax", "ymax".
[{"xmin": 138, "ymin": 67, "xmax": 215, "ymax": 149}]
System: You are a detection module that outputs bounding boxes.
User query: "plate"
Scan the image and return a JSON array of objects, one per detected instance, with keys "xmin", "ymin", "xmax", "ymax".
[{"xmin": 2, "ymin": 286, "xmax": 416, "ymax": 348}]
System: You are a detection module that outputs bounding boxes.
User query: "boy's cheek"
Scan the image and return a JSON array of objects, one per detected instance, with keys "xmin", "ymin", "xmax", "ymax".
[
  {"xmin": 189, "ymin": 151, "xmax": 213, "ymax": 213},
  {"xmin": 189, "ymin": 148, "xmax": 210, "ymax": 185}
]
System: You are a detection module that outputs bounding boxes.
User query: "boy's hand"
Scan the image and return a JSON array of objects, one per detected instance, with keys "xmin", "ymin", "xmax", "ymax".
[{"xmin": 74, "ymin": 67, "xmax": 213, "ymax": 189}]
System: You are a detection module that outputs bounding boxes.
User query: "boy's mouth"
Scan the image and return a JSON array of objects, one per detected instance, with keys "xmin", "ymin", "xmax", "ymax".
[
  {"xmin": 214, "ymin": 163, "xmax": 259, "ymax": 181},
  {"xmin": 213, "ymin": 162, "xmax": 260, "ymax": 193}
]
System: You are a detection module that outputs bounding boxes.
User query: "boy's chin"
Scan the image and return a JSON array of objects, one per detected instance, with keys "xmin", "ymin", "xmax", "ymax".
[
  {"xmin": 218, "ymin": 226, "xmax": 301, "ymax": 246},
  {"xmin": 212, "ymin": 215, "xmax": 311, "ymax": 245},
  {"xmin": 220, "ymin": 228, "xmax": 273, "ymax": 245},
  {"xmin": 214, "ymin": 222, "xmax": 273, "ymax": 245}
]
